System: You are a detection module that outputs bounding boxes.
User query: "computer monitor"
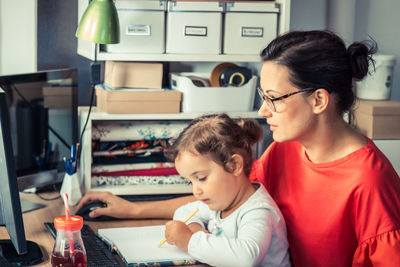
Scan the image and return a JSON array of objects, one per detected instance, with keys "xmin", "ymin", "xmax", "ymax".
[
  {"xmin": 0, "ymin": 88, "xmax": 43, "ymax": 265},
  {"xmin": 0, "ymin": 68, "xmax": 78, "ymax": 197}
]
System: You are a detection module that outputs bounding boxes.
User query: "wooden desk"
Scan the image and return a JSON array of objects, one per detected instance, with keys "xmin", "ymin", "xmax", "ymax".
[{"xmin": 0, "ymin": 192, "xmax": 205, "ymax": 267}]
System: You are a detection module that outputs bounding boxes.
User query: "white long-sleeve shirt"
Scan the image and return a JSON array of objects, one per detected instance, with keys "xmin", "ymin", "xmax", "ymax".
[{"xmin": 173, "ymin": 183, "xmax": 291, "ymax": 267}]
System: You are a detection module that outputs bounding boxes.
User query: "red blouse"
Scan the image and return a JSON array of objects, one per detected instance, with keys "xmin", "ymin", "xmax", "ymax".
[{"xmin": 250, "ymin": 138, "xmax": 400, "ymax": 266}]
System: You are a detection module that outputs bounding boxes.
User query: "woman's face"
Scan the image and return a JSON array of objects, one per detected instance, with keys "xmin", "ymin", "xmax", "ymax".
[{"xmin": 258, "ymin": 61, "xmax": 316, "ymax": 142}]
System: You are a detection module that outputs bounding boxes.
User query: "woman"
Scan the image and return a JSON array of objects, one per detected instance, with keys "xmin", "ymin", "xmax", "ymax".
[
  {"xmin": 250, "ymin": 30, "xmax": 400, "ymax": 266},
  {"xmin": 77, "ymin": 30, "xmax": 400, "ymax": 266}
]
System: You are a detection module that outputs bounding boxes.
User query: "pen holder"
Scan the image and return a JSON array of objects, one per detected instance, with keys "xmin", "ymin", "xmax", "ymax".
[{"xmin": 60, "ymin": 172, "xmax": 82, "ymax": 206}]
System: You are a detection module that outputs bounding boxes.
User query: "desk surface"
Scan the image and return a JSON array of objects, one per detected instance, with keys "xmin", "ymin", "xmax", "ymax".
[{"xmin": 0, "ymin": 192, "xmax": 206, "ymax": 267}]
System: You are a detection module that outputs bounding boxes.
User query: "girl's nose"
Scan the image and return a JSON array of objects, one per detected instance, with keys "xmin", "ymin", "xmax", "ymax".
[{"xmin": 192, "ymin": 184, "xmax": 203, "ymax": 197}]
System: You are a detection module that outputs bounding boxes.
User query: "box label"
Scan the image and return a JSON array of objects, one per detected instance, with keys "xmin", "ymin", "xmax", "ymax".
[
  {"xmin": 241, "ymin": 27, "xmax": 263, "ymax": 37},
  {"xmin": 185, "ymin": 26, "xmax": 207, "ymax": 36},
  {"xmin": 126, "ymin": 25, "xmax": 151, "ymax": 36}
]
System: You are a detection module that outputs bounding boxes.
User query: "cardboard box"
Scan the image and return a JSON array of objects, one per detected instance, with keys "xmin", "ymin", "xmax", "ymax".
[
  {"xmin": 96, "ymin": 86, "xmax": 181, "ymax": 114},
  {"xmin": 104, "ymin": 61, "xmax": 163, "ymax": 89},
  {"xmin": 354, "ymin": 99, "xmax": 400, "ymax": 139},
  {"xmin": 43, "ymin": 86, "xmax": 73, "ymax": 109}
]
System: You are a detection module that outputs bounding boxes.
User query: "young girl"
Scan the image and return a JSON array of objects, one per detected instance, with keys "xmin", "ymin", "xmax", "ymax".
[{"xmin": 163, "ymin": 113, "xmax": 290, "ymax": 267}]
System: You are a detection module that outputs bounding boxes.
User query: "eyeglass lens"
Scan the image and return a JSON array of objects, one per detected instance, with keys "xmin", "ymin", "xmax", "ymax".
[{"xmin": 257, "ymin": 88, "xmax": 276, "ymax": 112}]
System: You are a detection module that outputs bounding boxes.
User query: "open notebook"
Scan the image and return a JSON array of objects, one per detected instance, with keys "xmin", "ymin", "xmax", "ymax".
[{"xmin": 97, "ymin": 225, "xmax": 197, "ymax": 267}]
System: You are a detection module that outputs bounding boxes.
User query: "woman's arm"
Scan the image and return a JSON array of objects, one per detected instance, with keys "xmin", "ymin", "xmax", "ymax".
[
  {"xmin": 76, "ymin": 191, "xmax": 196, "ymax": 219},
  {"xmin": 353, "ymin": 229, "xmax": 400, "ymax": 266}
]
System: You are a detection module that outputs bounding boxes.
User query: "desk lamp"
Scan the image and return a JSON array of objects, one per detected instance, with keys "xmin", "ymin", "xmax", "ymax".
[
  {"xmin": 75, "ymin": 0, "xmax": 120, "ymax": 171},
  {"xmin": 76, "ymin": 0, "xmax": 120, "ymax": 85}
]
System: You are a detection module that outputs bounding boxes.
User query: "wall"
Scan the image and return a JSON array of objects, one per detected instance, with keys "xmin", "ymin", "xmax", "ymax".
[
  {"xmin": 290, "ymin": 0, "xmax": 327, "ymax": 30},
  {"xmin": 0, "ymin": 0, "xmax": 37, "ymax": 75},
  {"xmin": 37, "ymin": 0, "xmax": 92, "ymax": 106},
  {"xmin": 327, "ymin": 0, "xmax": 356, "ymax": 44}
]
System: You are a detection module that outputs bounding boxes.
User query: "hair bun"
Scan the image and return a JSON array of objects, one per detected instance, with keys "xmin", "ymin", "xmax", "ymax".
[
  {"xmin": 237, "ymin": 119, "xmax": 262, "ymax": 145},
  {"xmin": 347, "ymin": 40, "xmax": 377, "ymax": 80}
]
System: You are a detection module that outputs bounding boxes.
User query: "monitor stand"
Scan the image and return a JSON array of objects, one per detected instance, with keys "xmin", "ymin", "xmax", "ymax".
[
  {"xmin": 20, "ymin": 199, "xmax": 46, "ymax": 213},
  {"xmin": 17, "ymin": 169, "xmax": 62, "ymax": 192},
  {"xmin": 0, "ymin": 240, "xmax": 43, "ymax": 266}
]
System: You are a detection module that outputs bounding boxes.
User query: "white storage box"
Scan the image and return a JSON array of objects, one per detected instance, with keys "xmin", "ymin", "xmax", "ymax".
[
  {"xmin": 224, "ymin": 2, "xmax": 279, "ymax": 55},
  {"xmin": 171, "ymin": 72, "xmax": 257, "ymax": 112},
  {"xmin": 166, "ymin": 1, "xmax": 223, "ymax": 54},
  {"xmin": 105, "ymin": 0, "xmax": 166, "ymax": 54},
  {"xmin": 357, "ymin": 54, "xmax": 397, "ymax": 100}
]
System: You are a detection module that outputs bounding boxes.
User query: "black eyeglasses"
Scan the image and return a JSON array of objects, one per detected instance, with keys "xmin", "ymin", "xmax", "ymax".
[{"xmin": 257, "ymin": 87, "xmax": 316, "ymax": 112}]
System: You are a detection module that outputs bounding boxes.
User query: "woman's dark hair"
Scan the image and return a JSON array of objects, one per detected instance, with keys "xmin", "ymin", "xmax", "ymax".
[
  {"xmin": 260, "ymin": 30, "xmax": 377, "ymax": 119},
  {"xmin": 166, "ymin": 113, "xmax": 262, "ymax": 177}
]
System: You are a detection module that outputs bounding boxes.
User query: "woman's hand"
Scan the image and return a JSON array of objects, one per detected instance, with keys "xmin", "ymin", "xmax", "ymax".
[
  {"xmin": 76, "ymin": 191, "xmax": 134, "ymax": 219},
  {"xmin": 165, "ymin": 220, "xmax": 193, "ymax": 251},
  {"xmin": 76, "ymin": 191, "xmax": 196, "ymax": 219}
]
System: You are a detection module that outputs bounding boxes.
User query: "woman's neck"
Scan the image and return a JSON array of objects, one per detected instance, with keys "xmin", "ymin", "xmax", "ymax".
[{"xmin": 301, "ymin": 115, "xmax": 367, "ymax": 163}]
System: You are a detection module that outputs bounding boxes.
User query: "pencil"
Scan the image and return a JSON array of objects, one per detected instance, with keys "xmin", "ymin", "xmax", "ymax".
[{"xmin": 158, "ymin": 208, "xmax": 199, "ymax": 248}]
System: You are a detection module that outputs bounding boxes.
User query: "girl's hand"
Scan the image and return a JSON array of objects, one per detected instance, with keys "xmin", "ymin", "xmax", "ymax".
[
  {"xmin": 165, "ymin": 220, "xmax": 193, "ymax": 251},
  {"xmin": 188, "ymin": 222, "xmax": 208, "ymax": 234}
]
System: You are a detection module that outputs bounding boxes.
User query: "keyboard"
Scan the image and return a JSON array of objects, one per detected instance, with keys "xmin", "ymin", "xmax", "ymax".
[
  {"xmin": 44, "ymin": 222, "xmax": 121, "ymax": 267},
  {"xmin": 0, "ymin": 255, "xmax": 16, "ymax": 267}
]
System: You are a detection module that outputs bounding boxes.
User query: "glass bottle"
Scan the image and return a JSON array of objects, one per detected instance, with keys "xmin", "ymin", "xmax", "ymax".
[{"xmin": 51, "ymin": 215, "xmax": 87, "ymax": 267}]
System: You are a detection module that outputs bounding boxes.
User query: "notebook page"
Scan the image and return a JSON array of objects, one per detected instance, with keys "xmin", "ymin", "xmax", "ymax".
[{"xmin": 98, "ymin": 225, "xmax": 194, "ymax": 264}]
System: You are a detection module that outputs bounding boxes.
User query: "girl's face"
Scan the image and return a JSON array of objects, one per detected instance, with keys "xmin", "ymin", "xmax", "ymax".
[
  {"xmin": 258, "ymin": 61, "xmax": 316, "ymax": 142},
  {"xmin": 175, "ymin": 151, "xmax": 241, "ymax": 214}
]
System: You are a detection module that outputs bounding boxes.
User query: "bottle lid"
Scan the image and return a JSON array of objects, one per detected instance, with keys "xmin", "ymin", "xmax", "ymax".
[{"xmin": 54, "ymin": 215, "xmax": 83, "ymax": 231}]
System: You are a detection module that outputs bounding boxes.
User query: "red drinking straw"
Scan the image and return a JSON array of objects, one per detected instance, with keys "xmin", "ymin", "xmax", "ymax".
[{"xmin": 62, "ymin": 193, "xmax": 75, "ymax": 254}]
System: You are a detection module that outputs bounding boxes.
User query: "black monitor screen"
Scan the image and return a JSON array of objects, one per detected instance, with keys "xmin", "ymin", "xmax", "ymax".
[
  {"xmin": 0, "ymin": 88, "xmax": 43, "ymax": 265},
  {"xmin": 0, "ymin": 68, "xmax": 78, "ymax": 190}
]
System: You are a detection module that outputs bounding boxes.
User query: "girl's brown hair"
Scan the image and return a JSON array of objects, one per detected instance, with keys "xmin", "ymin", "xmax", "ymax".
[{"xmin": 166, "ymin": 113, "xmax": 262, "ymax": 176}]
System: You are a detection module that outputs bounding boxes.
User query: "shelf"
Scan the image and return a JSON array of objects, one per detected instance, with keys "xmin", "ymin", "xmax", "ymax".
[
  {"xmin": 78, "ymin": 47, "xmax": 261, "ymax": 62},
  {"xmin": 78, "ymin": 107, "xmax": 261, "ymax": 121},
  {"xmin": 78, "ymin": 108, "xmax": 264, "ymax": 195},
  {"xmin": 90, "ymin": 184, "xmax": 192, "ymax": 195}
]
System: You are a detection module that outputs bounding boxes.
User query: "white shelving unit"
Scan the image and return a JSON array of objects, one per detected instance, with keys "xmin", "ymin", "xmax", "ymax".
[
  {"xmin": 78, "ymin": 108, "xmax": 263, "ymax": 195},
  {"xmin": 76, "ymin": 0, "xmax": 289, "ymax": 195}
]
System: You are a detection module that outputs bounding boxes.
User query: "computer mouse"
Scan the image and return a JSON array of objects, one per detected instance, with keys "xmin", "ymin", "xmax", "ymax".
[{"xmin": 75, "ymin": 201, "xmax": 115, "ymax": 221}]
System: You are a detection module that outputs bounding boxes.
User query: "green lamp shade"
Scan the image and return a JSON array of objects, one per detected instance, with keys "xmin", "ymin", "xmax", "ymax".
[{"xmin": 76, "ymin": 0, "xmax": 120, "ymax": 44}]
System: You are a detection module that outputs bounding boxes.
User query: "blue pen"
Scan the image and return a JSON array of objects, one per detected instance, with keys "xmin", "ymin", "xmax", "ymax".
[
  {"xmin": 70, "ymin": 158, "xmax": 76, "ymax": 174},
  {"xmin": 74, "ymin": 143, "xmax": 80, "ymax": 173},
  {"xmin": 70, "ymin": 144, "xmax": 76, "ymax": 162}
]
